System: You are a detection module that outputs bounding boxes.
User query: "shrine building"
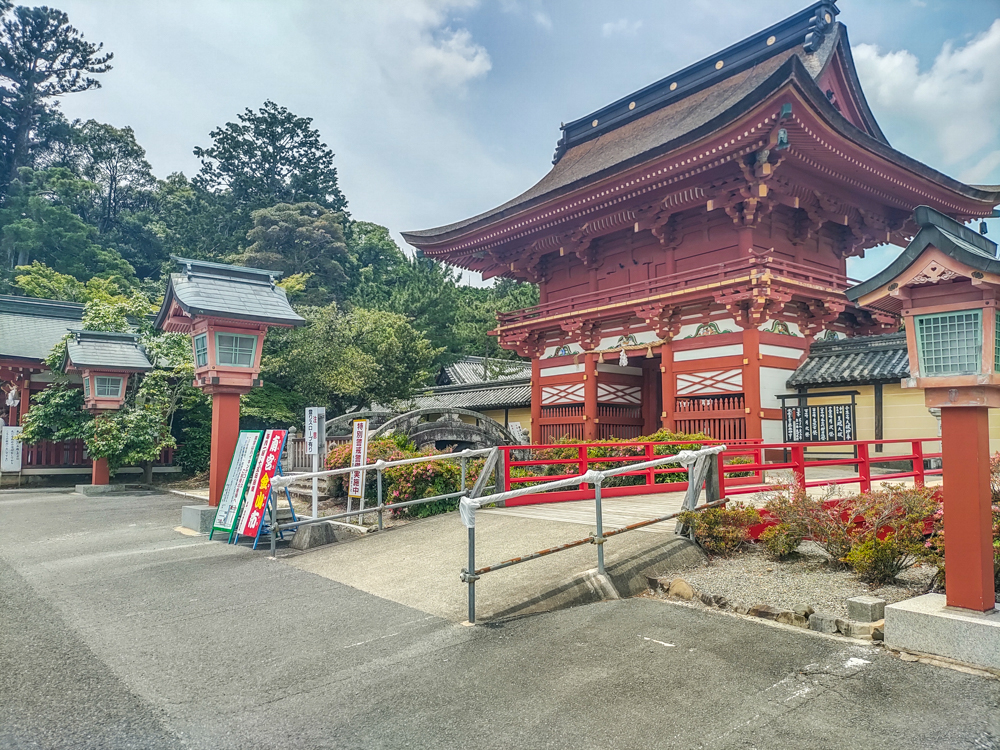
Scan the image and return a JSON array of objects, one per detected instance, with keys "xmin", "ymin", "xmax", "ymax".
[{"xmin": 403, "ymin": 1, "xmax": 1000, "ymax": 445}]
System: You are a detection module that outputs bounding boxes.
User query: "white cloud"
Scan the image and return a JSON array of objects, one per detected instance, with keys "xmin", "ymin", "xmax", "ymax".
[
  {"xmin": 533, "ymin": 11, "xmax": 553, "ymax": 30},
  {"xmin": 854, "ymin": 19, "xmax": 1000, "ymax": 184},
  {"xmin": 601, "ymin": 18, "xmax": 642, "ymax": 37}
]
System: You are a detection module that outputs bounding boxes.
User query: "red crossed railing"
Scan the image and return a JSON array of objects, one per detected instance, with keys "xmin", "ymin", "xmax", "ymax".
[{"xmin": 496, "ymin": 438, "xmax": 942, "ymax": 506}]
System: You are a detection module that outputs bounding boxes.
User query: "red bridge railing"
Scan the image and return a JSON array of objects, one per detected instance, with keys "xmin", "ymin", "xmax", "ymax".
[{"xmin": 497, "ymin": 438, "xmax": 942, "ymax": 506}]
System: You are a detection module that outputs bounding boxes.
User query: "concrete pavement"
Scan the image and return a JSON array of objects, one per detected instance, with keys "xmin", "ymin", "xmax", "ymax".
[{"xmin": 1, "ymin": 488, "xmax": 999, "ymax": 749}]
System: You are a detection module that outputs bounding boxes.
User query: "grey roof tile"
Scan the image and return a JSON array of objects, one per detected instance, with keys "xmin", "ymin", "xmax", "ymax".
[
  {"xmin": 0, "ymin": 295, "xmax": 84, "ymax": 362},
  {"xmin": 436, "ymin": 356, "xmax": 532, "ymax": 386},
  {"xmin": 155, "ymin": 256, "xmax": 305, "ymax": 329},
  {"xmin": 410, "ymin": 381, "xmax": 531, "ymax": 411},
  {"xmin": 787, "ymin": 333, "xmax": 909, "ymax": 388},
  {"xmin": 65, "ymin": 330, "xmax": 152, "ymax": 372}
]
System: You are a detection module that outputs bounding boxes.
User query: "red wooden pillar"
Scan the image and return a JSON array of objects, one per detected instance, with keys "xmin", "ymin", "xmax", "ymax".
[
  {"xmin": 16, "ymin": 378, "xmax": 30, "ymax": 426},
  {"xmin": 940, "ymin": 407, "xmax": 996, "ymax": 612},
  {"xmin": 742, "ymin": 328, "xmax": 762, "ymax": 440},
  {"xmin": 208, "ymin": 391, "xmax": 242, "ymax": 507},
  {"xmin": 641, "ymin": 357, "xmax": 659, "ymax": 435},
  {"xmin": 530, "ymin": 358, "xmax": 541, "ymax": 444},
  {"xmin": 584, "ymin": 352, "xmax": 598, "ymax": 441},
  {"xmin": 660, "ymin": 342, "xmax": 674, "ymax": 431},
  {"xmin": 92, "ymin": 457, "xmax": 110, "ymax": 485}
]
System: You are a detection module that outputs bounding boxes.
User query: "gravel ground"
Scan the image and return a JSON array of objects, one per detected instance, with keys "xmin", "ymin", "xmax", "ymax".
[{"xmin": 656, "ymin": 542, "xmax": 936, "ymax": 618}]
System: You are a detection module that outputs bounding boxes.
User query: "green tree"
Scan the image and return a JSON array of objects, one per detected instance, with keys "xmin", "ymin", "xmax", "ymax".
[
  {"xmin": 12, "ymin": 259, "xmax": 131, "ymax": 302},
  {"xmin": 194, "ymin": 100, "xmax": 347, "ymax": 216},
  {"xmin": 76, "ymin": 119, "xmax": 155, "ymax": 232},
  {"xmin": 0, "ymin": 167, "xmax": 135, "ymax": 287},
  {"xmin": 232, "ymin": 202, "xmax": 349, "ymax": 305},
  {"xmin": 261, "ymin": 303, "xmax": 439, "ymax": 415},
  {"xmin": 452, "ymin": 277, "xmax": 538, "ymax": 360},
  {"xmin": 19, "ymin": 290, "xmax": 208, "ymax": 479},
  {"xmin": 0, "ymin": 5, "xmax": 112, "ymax": 193}
]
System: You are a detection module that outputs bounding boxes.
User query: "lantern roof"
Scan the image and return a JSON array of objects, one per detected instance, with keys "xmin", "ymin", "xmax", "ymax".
[
  {"xmin": 65, "ymin": 330, "xmax": 153, "ymax": 373},
  {"xmin": 155, "ymin": 256, "xmax": 305, "ymax": 330},
  {"xmin": 845, "ymin": 206, "xmax": 999, "ymax": 308}
]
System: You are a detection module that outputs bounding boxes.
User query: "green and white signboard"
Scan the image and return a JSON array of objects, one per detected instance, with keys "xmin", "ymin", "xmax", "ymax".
[{"xmin": 210, "ymin": 430, "xmax": 264, "ymax": 538}]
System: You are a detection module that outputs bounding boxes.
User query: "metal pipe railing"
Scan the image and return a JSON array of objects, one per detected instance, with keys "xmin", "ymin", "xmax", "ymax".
[
  {"xmin": 268, "ymin": 447, "xmax": 501, "ymax": 556},
  {"xmin": 458, "ymin": 444, "xmax": 727, "ymax": 624}
]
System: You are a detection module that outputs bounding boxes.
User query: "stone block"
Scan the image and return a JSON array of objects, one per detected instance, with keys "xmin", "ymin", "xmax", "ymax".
[
  {"xmin": 793, "ymin": 604, "xmax": 815, "ymax": 618},
  {"xmin": 885, "ymin": 593, "xmax": 1000, "ymax": 671},
  {"xmin": 837, "ymin": 619, "xmax": 874, "ymax": 638},
  {"xmin": 748, "ymin": 604, "xmax": 782, "ymax": 621},
  {"xmin": 290, "ymin": 521, "xmax": 339, "ymax": 550},
  {"xmin": 181, "ymin": 505, "xmax": 216, "ymax": 534},
  {"xmin": 809, "ymin": 612, "xmax": 839, "ymax": 634},
  {"xmin": 699, "ymin": 591, "xmax": 715, "ymax": 606},
  {"xmin": 872, "ymin": 619, "xmax": 885, "ymax": 641},
  {"xmin": 76, "ymin": 483, "xmax": 142, "ymax": 496},
  {"xmin": 713, "ymin": 595, "xmax": 730, "ymax": 609},
  {"xmin": 847, "ymin": 596, "xmax": 886, "ymax": 623},
  {"xmin": 776, "ymin": 611, "xmax": 809, "ymax": 628},
  {"xmin": 668, "ymin": 578, "xmax": 694, "ymax": 600}
]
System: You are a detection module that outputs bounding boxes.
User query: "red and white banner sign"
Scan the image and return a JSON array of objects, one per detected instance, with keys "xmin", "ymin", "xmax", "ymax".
[
  {"xmin": 348, "ymin": 419, "xmax": 369, "ymax": 498},
  {"xmin": 237, "ymin": 429, "xmax": 287, "ymax": 537}
]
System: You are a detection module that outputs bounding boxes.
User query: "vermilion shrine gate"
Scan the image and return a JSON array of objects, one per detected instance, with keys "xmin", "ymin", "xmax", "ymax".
[{"xmin": 403, "ymin": 1, "xmax": 1000, "ymax": 446}]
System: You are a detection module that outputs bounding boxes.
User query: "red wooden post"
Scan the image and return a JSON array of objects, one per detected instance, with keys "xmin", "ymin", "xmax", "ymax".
[
  {"xmin": 790, "ymin": 445, "xmax": 806, "ymax": 492},
  {"xmin": 92, "ymin": 456, "xmax": 110, "ymax": 486},
  {"xmin": 530, "ymin": 358, "xmax": 541, "ymax": 444},
  {"xmin": 857, "ymin": 442, "xmax": 871, "ymax": 493},
  {"xmin": 645, "ymin": 442, "xmax": 655, "ymax": 487},
  {"xmin": 940, "ymin": 407, "xmax": 996, "ymax": 612},
  {"xmin": 578, "ymin": 445, "xmax": 588, "ymax": 491},
  {"xmin": 503, "ymin": 447, "xmax": 512, "ymax": 492},
  {"xmin": 659, "ymin": 342, "xmax": 674, "ymax": 431},
  {"xmin": 912, "ymin": 440, "xmax": 925, "ymax": 488},
  {"xmin": 208, "ymin": 391, "xmax": 241, "ymax": 507},
  {"xmin": 584, "ymin": 353, "xmax": 598, "ymax": 441},
  {"xmin": 742, "ymin": 328, "xmax": 762, "ymax": 440}
]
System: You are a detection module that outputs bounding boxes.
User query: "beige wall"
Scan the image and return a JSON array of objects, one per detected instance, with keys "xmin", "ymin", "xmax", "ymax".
[{"xmin": 482, "ymin": 407, "xmax": 531, "ymax": 435}]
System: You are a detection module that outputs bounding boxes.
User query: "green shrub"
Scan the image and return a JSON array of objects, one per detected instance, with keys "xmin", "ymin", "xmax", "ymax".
[
  {"xmin": 845, "ymin": 534, "xmax": 916, "ymax": 585},
  {"xmin": 725, "ymin": 454, "xmax": 754, "ymax": 478},
  {"xmin": 384, "ymin": 459, "xmax": 463, "ymax": 518},
  {"xmin": 761, "ymin": 481, "xmax": 938, "ymax": 579},
  {"xmin": 759, "ymin": 522, "xmax": 802, "ymax": 560},
  {"xmin": 678, "ymin": 501, "xmax": 760, "ymax": 557}
]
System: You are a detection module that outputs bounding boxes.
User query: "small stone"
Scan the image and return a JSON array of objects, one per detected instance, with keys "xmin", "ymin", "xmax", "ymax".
[
  {"xmin": 837, "ymin": 619, "xmax": 874, "ymax": 639},
  {"xmin": 668, "ymin": 578, "xmax": 694, "ymax": 600},
  {"xmin": 808, "ymin": 612, "xmax": 839, "ymax": 634},
  {"xmin": 713, "ymin": 595, "xmax": 730, "ymax": 609},
  {"xmin": 774, "ymin": 610, "xmax": 798, "ymax": 626},
  {"xmin": 699, "ymin": 591, "xmax": 715, "ymax": 606},
  {"xmin": 899, "ymin": 651, "xmax": 919, "ymax": 662},
  {"xmin": 872, "ymin": 619, "xmax": 885, "ymax": 641},
  {"xmin": 793, "ymin": 604, "xmax": 815, "ymax": 618},
  {"xmin": 748, "ymin": 604, "xmax": 782, "ymax": 621},
  {"xmin": 734, "ymin": 605, "xmax": 749, "ymax": 615},
  {"xmin": 846, "ymin": 596, "xmax": 886, "ymax": 623}
]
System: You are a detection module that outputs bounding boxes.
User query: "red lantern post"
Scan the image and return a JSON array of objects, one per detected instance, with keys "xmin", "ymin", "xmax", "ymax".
[
  {"xmin": 156, "ymin": 257, "xmax": 304, "ymax": 508},
  {"xmin": 849, "ymin": 206, "xmax": 998, "ymax": 612}
]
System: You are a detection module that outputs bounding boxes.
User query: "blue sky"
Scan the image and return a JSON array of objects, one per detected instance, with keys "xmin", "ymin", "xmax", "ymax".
[{"xmin": 53, "ymin": 0, "xmax": 1000, "ymax": 283}]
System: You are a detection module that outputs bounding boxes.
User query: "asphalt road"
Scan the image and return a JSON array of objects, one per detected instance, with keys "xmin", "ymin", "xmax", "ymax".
[{"xmin": 1, "ymin": 488, "xmax": 999, "ymax": 749}]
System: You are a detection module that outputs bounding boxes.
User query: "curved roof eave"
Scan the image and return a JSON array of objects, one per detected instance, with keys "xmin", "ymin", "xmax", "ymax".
[{"xmin": 405, "ymin": 57, "xmax": 999, "ymax": 253}]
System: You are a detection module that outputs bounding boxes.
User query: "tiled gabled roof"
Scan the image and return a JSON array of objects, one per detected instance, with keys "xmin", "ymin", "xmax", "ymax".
[
  {"xmin": 409, "ymin": 381, "xmax": 531, "ymax": 412},
  {"xmin": 436, "ymin": 356, "xmax": 532, "ymax": 386},
  {"xmin": 155, "ymin": 256, "xmax": 305, "ymax": 329},
  {"xmin": 0, "ymin": 295, "xmax": 84, "ymax": 363},
  {"xmin": 65, "ymin": 330, "xmax": 152, "ymax": 372},
  {"xmin": 786, "ymin": 333, "xmax": 909, "ymax": 388}
]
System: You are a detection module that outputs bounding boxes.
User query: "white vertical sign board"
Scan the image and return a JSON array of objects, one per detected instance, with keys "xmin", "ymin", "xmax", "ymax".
[
  {"xmin": 305, "ymin": 407, "xmax": 326, "ymax": 455},
  {"xmin": 348, "ymin": 419, "xmax": 369, "ymax": 499},
  {"xmin": 1, "ymin": 426, "xmax": 23, "ymax": 473}
]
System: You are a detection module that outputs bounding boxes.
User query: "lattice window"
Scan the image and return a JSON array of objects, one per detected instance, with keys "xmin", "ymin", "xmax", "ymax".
[
  {"xmin": 995, "ymin": 311, "xmax": 1000, "ymax": 373},
  {"xmin": 915, "ymin": 310, "xmax": 981, "ymax": 376}
]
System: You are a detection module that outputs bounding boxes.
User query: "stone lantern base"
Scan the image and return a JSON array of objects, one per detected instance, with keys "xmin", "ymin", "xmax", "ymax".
[{"xmin": 885, "ymin": 594, "xmax": 1000, "ymax": 671}]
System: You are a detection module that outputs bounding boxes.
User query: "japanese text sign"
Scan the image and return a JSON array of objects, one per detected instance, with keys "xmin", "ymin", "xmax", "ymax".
[
  {"xmin": 237, "ymin": 429, "xmax": 288, "ymax": 537},
  {"xmin": 211, "ymin": 430, "xmax": 263, "ymax": 534},
  {"xmin": 348, "ymin": 419, "xmax": 369, "ymax": 499},
  {"xmin": 305, "ymin": 407, "xmax": 326, "ymax": 456}
]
